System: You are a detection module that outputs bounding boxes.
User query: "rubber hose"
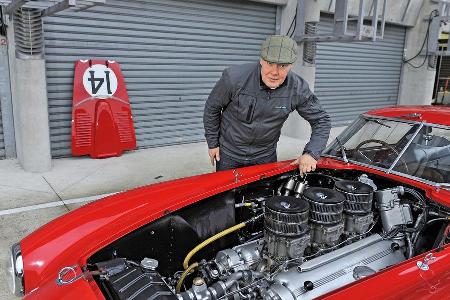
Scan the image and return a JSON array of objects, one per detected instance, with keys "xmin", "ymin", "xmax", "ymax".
[
  {"xmin": 176, "ymin": 262, "xmax": 199, "ymax": 293},
  {"xmin": 183, "ymin": 222, "xmax": 246, "ymax": 270},
  {"xmin": 404, "ymin": 187, "xmax": 428, "ymax": 244},
  {"xmin": 404, "ymin": 187, "xmax": 427, "ymax": 217}
]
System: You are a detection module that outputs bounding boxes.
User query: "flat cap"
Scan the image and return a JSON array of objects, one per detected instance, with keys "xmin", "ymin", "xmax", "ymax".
[{"xmin": 260, "ymin": 35, "xmax": 298, "ymax": 64}]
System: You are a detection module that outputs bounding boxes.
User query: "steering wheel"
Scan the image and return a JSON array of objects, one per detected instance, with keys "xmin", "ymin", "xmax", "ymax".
[{"xmin": 354, "ymin": 139, "xmax": 409, "ymax": 172}]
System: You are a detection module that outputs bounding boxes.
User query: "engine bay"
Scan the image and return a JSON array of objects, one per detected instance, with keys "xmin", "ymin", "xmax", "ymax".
[{"xmin": 87, "ymin": 169, "xmax": 450, "ymax": 300}]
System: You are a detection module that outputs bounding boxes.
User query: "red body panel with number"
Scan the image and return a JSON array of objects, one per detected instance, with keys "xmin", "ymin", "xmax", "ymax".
[{"xmin": 71, "ymin": 59, "xmax": 136, "ymax": 158}]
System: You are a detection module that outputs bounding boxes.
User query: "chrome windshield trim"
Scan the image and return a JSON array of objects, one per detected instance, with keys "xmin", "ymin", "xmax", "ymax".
[
  {"xmin": 387, "ymin": 121, "xmax": 425, "ymax": 174},
  {"xmin": 321, "ymin": 154, "xmax": 390, "ymax": 175},
  {"xmin": 436, "ymin": 183, "xmax": 450, "ymax": 190},
  {"xmin": 320, "ymin": 155, "xmax": 444, "ymax": 188},
  {"xmin": 363, "ymin": 114, "xmax": 450, "ymax": 130},
  {"xmin": 362, "ymin": 114, "xmax": 421, "ymax": 125}
]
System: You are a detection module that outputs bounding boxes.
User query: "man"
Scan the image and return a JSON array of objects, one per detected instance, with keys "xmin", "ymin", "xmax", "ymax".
[{"xmin": 203, "ymin": 35, "xmax": 331, "ymax": 175}]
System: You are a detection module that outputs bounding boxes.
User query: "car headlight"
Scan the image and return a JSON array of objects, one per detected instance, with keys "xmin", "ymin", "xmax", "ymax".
[{"xmin": 5, "ymin": 243, "xmax": 24, "ymax": 296}]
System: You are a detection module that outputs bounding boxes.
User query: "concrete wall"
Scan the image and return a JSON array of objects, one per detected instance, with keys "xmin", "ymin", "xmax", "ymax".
[
  {"xmin": 398, "ymin": 0, "xmax": 438, "ymax": 105},
  {"xmin": 281, "ymin": 0, "xmax": 320, "ymax": 143},
  {"xmin": 7, "ymin": 22, "xmax": 51, "ymax": 172},
  {"xmin": 13, "ymin": 59, "xmax": 52, "ymax": 172}
]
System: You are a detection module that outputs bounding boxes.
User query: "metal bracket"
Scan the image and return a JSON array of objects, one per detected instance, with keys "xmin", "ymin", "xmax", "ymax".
[
  {"xmin": 56, "ymin": 265, "xmax": 85, "ymax": 285},
  {"xmin": 0, "ymin": 0, "xmax": 106, "ymax": 17},
  {"xmin": 74, "ymin": 0, "xmax": 105, "ymax": 12},
  {"xmin": 233, "ymin": 169, "xmax": 242, "ymax": 183},
  {"xmin": 56, "ymin": 265, "xmax": 101, "ymax": 285},
  {"xmin": 4, "ymin": 0, "xmax": 28, "ymax": 15},
  {"xmin": 42, "ymin": 0, "xmax": 77, "ymax": 17},
  {"xmin": 416, "ymin": 253, "xmax": 436, "ymax": 271},
  {"xmin": 294, "ymin": 0, "xmax": 386, "ymax": 43}
]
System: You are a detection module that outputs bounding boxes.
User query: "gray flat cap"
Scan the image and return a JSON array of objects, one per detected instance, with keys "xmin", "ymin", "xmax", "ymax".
[{"xmin": 260, "ymin": 35, "xmax": 298, "ymax": 64}]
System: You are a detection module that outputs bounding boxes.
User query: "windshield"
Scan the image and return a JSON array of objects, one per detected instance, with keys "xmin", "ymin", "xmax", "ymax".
[{"xmin": 323, "ymin": 116, "xmax": 450, "ymax": 184}]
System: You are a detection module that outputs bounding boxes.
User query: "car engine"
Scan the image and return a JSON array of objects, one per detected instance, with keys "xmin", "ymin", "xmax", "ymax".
[{"xmin": 89, "ymin": 171, "xmax": 448, "ymax": 300}]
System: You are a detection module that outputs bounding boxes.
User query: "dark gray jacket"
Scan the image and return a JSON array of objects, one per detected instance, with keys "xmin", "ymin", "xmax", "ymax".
[{"xmin": 203, "ymin": 62, "xmax": 331, "ymax": 160}]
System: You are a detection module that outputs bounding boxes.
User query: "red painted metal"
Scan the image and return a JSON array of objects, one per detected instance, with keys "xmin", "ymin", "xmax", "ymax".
[
  {"xmin": 366, "ymin": 105, "xmax": 450, "ymax": 126},
  {"xmin": 20, "ymin": 162, "xmax": 294, "ymax": 296},
  {"xmin": 20, "ymin": 158, "xmax": 450, "ymax": 299},
  {"xmin": 19, "ymin": 106, "xmax": 450, "ymax": 299},
  {"xmin": 23, "ymin": 276, "xmax": 104, "ymax": 300},
  {"xmin": 71, "ymin": 60, "xmax": 136, "ymax": 158}
]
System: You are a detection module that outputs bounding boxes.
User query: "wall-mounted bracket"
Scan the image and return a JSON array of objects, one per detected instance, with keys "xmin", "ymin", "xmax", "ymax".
[
  {"xmin": 0, "ymin": 0, "xmax": 105, "ymax": 17},
  {"xmin": 294, "ymin": 0, "xmax": 387, "ymax": 43},
  {"xmin": 0, "ymin": 0, "xmax": 105, "ymax": 59}
]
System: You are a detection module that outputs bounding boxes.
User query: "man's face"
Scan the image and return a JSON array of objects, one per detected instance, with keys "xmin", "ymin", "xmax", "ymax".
[{"xmin": 260, "ymin": 59, "xmax": 292, "ymax": 89}]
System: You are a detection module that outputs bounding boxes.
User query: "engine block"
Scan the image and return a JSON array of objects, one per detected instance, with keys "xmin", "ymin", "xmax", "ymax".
[{"xmin": 264, "ymin": 234, "xmax": 405, "ymax": 300}]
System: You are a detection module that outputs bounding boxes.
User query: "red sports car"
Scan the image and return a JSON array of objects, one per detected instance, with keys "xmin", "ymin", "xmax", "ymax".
[{"xmin": 6, "ymin": 106, "xmax": 450, "ymax": 299}]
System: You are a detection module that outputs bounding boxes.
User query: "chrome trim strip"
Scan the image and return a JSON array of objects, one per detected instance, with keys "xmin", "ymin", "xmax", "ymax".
[
  {"xmin": 321, "ymin": 155, "xmax": 390, "ymax": 174},
  {"xmin": 11, "ymin": 243, "xmax": 24, "ymax": 296},
  {"xmin": 387, "ymin": 122, "xmax": 425, "ymax": 174},
  {"xmin": 320, "ymin": 155, "xmax": 442, "ymax": 187},
  {"xmin": 363, "ymin": 114, "xmax": 450, "ymax": 130}
]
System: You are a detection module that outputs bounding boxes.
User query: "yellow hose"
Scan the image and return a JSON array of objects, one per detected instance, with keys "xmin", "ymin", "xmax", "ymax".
[
  {"xmin": 176, "ymin": 262, "xmax": 199, "ymax": 293},
  {"xmin": 183, "ymin": 222, "xmax": 246, "ymax": 270}
]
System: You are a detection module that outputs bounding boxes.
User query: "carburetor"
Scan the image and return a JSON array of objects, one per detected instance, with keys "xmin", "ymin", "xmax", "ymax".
[
  {"xmin": 375, "ymin": 186, "xmax": 413, "ymax": 233},
  {"xmin": 264, "ymin": 196, "xmax": 310, "ymax": 263}
]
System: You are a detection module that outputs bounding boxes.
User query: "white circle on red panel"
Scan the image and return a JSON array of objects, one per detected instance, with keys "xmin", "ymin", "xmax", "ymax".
[{"xmin": 82, "ymin": 64, "xmax": 118, "ymax": 99}]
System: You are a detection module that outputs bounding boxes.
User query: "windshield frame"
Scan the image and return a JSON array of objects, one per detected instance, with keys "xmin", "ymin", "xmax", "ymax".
[{"xmin": 322, "ymin": 114, "xmax": 450, "ymax": 188}]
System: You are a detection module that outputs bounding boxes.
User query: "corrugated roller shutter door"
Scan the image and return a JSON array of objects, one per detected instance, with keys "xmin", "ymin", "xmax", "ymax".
[
  {"xmin": 434, "ymin": 57, "xmax": 450, "ymax": 98},
  {"xmin": 0, "ymin": 106, "xmax": 4, "ymax": 158},
  {"xmin": 43, "ymin": 0, "xmax": 276, "ymax": 157},
  {"xmin": 439, "ymin": 57, "xmax": 450, "ymax": 78},
  {"xmin": 315, "ymin": 15, "xmax": 406, "ymax": 126},
  {"xmin": 437, "ymin": 56, "xmax": 450, "ymax": 88}
]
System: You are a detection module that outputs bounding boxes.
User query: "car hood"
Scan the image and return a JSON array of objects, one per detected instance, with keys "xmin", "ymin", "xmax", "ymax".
[
  {"xmin": 20, "ymin": 158, "xmax": 449, "ymax": 295},
  {"xmin": 21, "ymin": 161, "xmax": 293, "ymax": 294}
]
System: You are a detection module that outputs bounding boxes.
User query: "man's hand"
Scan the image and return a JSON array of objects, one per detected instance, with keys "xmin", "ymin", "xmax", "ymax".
[
  {"xmin": 290, "ymin": 153, "xmax": 317, "ymax": 177},
  {"xmin": 208, "ymin": 147, "xmax": 220, "ymax": 166}
]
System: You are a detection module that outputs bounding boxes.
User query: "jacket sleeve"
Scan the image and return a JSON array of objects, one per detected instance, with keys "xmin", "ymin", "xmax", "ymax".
[
  {"xmin": 203, "ymin": 70, "xmax": 233, "ymax": 149},
  {"xmin": 296, "ymin": 91, "xmax": 331, "ymax": 160}
]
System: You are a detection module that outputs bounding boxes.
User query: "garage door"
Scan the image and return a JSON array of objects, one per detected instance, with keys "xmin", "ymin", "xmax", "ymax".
[
  {"xmin": 435, "ymin": 56, "xmax": 450, "ymax": 100},
  {"xmin": 315, "ymin": 15, "xmax": 406, "ymax": 126},
  {"xmin": 43, "ymin": 0, "xmax": 276, "ymax": 157}
]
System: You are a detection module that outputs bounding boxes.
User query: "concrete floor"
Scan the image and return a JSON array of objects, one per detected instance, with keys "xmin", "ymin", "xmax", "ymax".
[{"xmin": 0, "ymin": 133, "xmax": 342, "ymax": 299}]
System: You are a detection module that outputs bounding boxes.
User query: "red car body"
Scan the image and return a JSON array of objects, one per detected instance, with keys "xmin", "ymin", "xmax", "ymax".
[{"xmin": 17, "ymin": 106, "xmax": 450, "ymax": 299}]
